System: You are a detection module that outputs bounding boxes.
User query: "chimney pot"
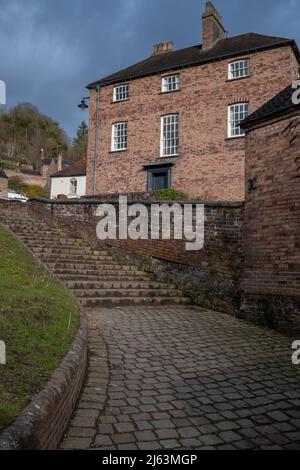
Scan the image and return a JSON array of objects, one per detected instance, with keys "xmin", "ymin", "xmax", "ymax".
[
  {"xmin": 202, "ymin": 2, "xmax": 226, "ymax": 49},
  {"xmin": 152, "ymin": 41, "xmax": 174, "ymax": 56}
]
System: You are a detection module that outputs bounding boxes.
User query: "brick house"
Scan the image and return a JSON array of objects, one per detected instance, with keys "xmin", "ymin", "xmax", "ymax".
[
  {"xmin": 0, "ymin": 169, "xmax": 8, "ymax": 199},
  {"xmin": 241, "ymin": 84, "xmax": 300, "ymax": 331},
  {"xmin": 86, "ymin": 2, "xmax": 300, "ymax": 201}
]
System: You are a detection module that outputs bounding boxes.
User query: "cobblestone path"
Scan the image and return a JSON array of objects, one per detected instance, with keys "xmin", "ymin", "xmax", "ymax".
[{"xmin": 60, "ymin": 307, "xmax": 300, "ymax": 450}]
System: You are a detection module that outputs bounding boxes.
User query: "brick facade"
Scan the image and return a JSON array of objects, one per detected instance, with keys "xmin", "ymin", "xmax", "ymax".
[
  {"xmin": 241, "ymin": 112, "xmax": 300, "ymax": 332},
  {"xmin": 86, "ymin": 45, "xmax": 298, "ymax": 201}
]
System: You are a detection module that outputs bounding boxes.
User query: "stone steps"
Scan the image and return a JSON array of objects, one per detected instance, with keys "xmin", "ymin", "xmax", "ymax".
[
  {"xmin": 47, "ymin": 262, "xmax": 139, "ymax": 271},
  {"xmin": 65, "ymin": 280, "xmax": 176, "ymax": 290},
  {"xmin": 54, "ymin": 268, "xmax": 147, "ymax": 277},
  {"xmin": 0, "ymin": 208, "xmax": 190, "ymax": 308},
  {"xmin": 31, "ymin": 247, "xmax": 100, "ymax": 255},
  {"xmin": 72, "ymin": 288, "xmax": 178, "ymax": 298},
  {"xmin": 39, "ymin": 254, "xmax": 114, "ymax": 263},
  {"xmin": 58, "ymin": 274, "xmax": 151, "ymax": 282},
  {"xmin": 19, "ymin": 237, "xmax": 86, "ymax": 246},
  {"xmin": 79, "ymin": 296, "xmax": 191, "ymax": 308}
]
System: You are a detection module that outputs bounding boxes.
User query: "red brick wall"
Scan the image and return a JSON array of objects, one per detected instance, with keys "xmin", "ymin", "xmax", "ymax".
[
  {"xmin": 22, "ymin": 198, "xmax": 243, "ymax": 314},
  {"xmin": 0, "ymin": 177, "xmax": 8, "ymax": 199},
  {"xmin": 26, "ymin": 199, "xmax": 243, "ymax": 273},
  {"xmin": 87, "ymin": 45, "xmax": 299, "ymax": 201},
  {"xmin": 241, "ymin": 113, "xmax": 300, "ymax": 331}
]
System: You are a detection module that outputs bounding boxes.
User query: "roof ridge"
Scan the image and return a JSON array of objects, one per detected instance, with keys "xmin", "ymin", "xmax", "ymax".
[
  {"xmin": 87, "ymin": 32, "xmax": 297, "ymax": 89},
  {"xmin": 242, "ymin": 84, "xmax": 299, "ymax": 127},
  {"xmin": 51, "ymin": 160, "xmax": 87, "ymax": 178}
]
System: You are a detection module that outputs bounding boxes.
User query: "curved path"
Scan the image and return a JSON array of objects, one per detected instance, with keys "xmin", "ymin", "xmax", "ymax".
[{"xmin": 60, "ymin": 306, "xmax": 300, "ymax": 450}]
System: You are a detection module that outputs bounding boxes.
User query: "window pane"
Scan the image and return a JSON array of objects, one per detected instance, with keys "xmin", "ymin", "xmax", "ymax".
[
  {"xmin": 162, "ymin": 75, "xmax": 180, "ymax": 92},
  {"xmin": 113, "ymin": 85, "xmax": 129, "ymax": 101},
  {"xmin": 228, "ymin": 103, "xmax": 249, "ymax": 137},
  {"xmin": 161, "ymin": 114, "xmax": 179, "ymax": 156},
  {"xmin": 229, "ymin": 60, "xmax": 250, "ymax": 80},
  {"xmin": 112, "ymin": 122, "xmax": 128, "ymax": 150}
]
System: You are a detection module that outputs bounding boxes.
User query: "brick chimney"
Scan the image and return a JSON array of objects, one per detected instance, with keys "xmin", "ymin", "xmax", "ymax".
[
  {"xmin": 202, "ymin": 2, "xmax": 226, "ymax": 49},
  {"xmin": 152, "ymin": 41, "xmax": 174, "ymax": 56}
]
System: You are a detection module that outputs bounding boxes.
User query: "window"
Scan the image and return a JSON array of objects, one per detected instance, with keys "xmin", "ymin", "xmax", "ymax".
[
  {"xmin": 228, "ymin": 103, "xmax": 249, "ymax": 138},
  {"xmin": 112, "ymin": 122, "xmax": 128, "ymax": 151},
  {"xmin": 113, "ymin": 84, "xmax": 129, "ymax": 102},
  {"xmin": 148, "ymin": 167, "xmax": 171, "ymax": 191},
  {"xmin": 228, "ymin": 59, "xmax": 250, "ymax": 80},
  {"xmin": 70, "ymin": 178, "xmax": 78, "ymax": 195},
  {"xmin": 162, "ymin": 75, "xmax": 181, "ymax": 93},
  {"xmin": 161, "ymin": 114, "xmax": 179, "ymax": 157}
]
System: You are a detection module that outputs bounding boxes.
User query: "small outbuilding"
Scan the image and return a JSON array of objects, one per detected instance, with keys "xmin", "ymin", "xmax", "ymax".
[{"xmin": 50, "ymin": 160, "xmax": 86, "ymax": 200}]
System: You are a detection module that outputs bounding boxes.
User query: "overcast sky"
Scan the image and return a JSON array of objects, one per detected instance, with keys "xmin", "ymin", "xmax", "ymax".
[{"xmin": 1, "ymin": 0, "xmax": 299, "ymax": 138}]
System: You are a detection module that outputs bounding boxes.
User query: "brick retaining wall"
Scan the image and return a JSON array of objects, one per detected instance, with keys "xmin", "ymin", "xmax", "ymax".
[
  {"xmin": 241, "ymin": 114, "xmax": 300, "ymax": 333},
  {"xmin": 24, "ymin": 198, "xmax": 244, "ymax": 313}
]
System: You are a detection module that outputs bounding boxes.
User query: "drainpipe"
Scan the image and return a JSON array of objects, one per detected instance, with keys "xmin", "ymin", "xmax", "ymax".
[{"xmin": 93, "ymin": 85, "xmax": 100, "ymax": 196}]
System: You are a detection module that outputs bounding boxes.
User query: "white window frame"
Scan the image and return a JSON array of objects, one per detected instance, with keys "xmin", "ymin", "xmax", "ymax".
[
  {"xmin": 70, "ymin": 178, "xmax": 78, "ymax": 195},
  {"xmin": 113, "ymin": 84, "xmax": 129, "ymax": 102},
  {"xmin": 228, "ymin": 59, "xmax": 250, "ymax": 80},
  {"xmin": 160, "ymin": 114, "xmax": 179, "ymax": 157},
  {"xmin": 162, "ymin": 74, "xmax": 181, "ymax": 93},
  {"xmin": 111, "ymin": 122, "xmax": 128, "ymax": 152},
  {"xmin": 228, "ymin": 103, "xmax": 249, "ymax": 138}
]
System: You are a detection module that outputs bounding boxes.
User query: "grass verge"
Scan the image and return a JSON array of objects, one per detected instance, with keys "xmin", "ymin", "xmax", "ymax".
[{"xmin": 0, "ymin": 225, "xmax": 79, "ymax": 432}]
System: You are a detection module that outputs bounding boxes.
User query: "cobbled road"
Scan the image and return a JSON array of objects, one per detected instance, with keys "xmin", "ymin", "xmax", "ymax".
[{"xmin": 60, "ymin": 307, "xmax": 300, "ymax": 450}]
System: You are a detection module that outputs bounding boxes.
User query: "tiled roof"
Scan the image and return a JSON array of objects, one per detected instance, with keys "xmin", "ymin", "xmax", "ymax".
[
  {"xmin": 51, "ymin": 160, "xmax": 86, "ymax": 178},
  {"xmin": 87, "ymin": 33, "xmax": 299, "ymax": 89},
  {"xmin": 242, "ymin": 84, "xmax": 300, "ymax": 127}
]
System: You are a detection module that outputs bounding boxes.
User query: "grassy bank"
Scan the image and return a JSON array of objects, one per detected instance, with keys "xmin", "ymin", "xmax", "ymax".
[{"xmin": 0, "ymin": 226, "xmax": 79, "ymax": 431}]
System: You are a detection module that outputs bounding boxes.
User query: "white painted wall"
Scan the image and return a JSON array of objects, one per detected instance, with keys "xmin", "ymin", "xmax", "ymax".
[{"xmin": 50, "ymin": 176, "xmax": 86, "ymax": 200}]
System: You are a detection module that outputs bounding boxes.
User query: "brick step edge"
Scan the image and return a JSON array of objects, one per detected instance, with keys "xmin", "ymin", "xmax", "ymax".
[{"xmin": 0, "ymin": 310, "xmax": 88, "ymax": 450}]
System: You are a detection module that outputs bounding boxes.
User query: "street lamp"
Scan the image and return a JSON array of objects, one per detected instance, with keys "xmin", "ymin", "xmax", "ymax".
[
  {"xmin": 78, "ymin": 97, "xmax": 90, "ymax": 110},
  {"xmin": 77, "ymin": 86, "xmax": 100, "ymax": 195}
]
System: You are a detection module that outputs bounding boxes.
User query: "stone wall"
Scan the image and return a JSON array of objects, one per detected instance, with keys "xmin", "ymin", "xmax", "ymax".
[
  {"xmin": 5, "ymin": 169, "xmax": 47, "ymax": 188},
  {"xmin": 241, "ymin": 113, "xmax": 300, "ymax": 333},
  {"xmin": 87, "ymin": 45, "xmax": 298, "ymax": 201},
  {"xmin": 26, "ymin": 198, "xmax": 244, "ymax": 314}
]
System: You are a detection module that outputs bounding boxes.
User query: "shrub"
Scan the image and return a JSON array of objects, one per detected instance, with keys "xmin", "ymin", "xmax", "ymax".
[
  {"xmin": 0, "ymin": 159, "xmax": 19, "ymax": 171},
  {"xmin": 154, "ymin": 188, "xmax": 188, "ymax": 201},
  {"xmin": 8, "ymin": 176, "xmax": 27, "ymax": 194},
  {"xmin": 25, "ymin": 185, "xmax": 49, "ymax": 199},
  {"xmin": 8, "ymin": 177, "xmax": 49, "ymax": 199}
]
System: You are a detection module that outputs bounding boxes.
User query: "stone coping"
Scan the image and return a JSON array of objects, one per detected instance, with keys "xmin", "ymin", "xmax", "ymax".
[{"xmin": 28, "ymin": 198, "xmax": 244, "ymax": 209}]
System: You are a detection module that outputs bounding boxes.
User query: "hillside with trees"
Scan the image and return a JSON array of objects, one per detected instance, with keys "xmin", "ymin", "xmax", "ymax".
[{"xmin": 0, "ymin": 104, "xmax": 88, "ymax": 171}]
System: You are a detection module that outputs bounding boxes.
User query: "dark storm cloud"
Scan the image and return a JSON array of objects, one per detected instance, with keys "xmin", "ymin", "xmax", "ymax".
[{"xmin": 0, "ymin": 0, "xmax": 299, "ymax": 138}]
